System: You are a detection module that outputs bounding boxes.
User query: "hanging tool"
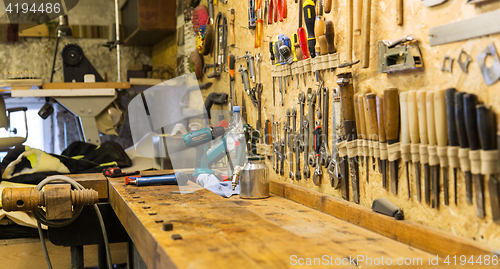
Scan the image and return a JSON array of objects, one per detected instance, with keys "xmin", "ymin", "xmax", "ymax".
[
  {"xmin": 228, "ymin": 54, "xmax": 235, "ymax": 112},
  {"xmin": 417, "ymin": 90, "xmax": 431, "ymax": 204},
  {"xmin": 236, "ymin": 51, "xmax": 256, "ymax": 83},
  {"xmin": 202, "ymin": 0, "xmax": 215, "ymax": 56},
  {"xmin": 255, "ymin": 0, "xmax": 262, "ymax": 11},
  {"xmin": 435, "ymin": 89, "xmax": 449, "ymax": 206},
  {"xmin": 283, "ymin": 0, "xmax": 288, "ymax": 19},
  {"xmin": 320, "ymin": 86, "xmax": 330, "ymax": 167},
  {"xmin": 229, "ymin": 8, "xmax": 235, "ymax": 47},
  {"xmin": 354, "ymin": 0, "xmax": 362, "ymax": 35},
  {"xmin": 325, "ymin": 0, "xmax": 332, "ymax": 13},
  {"xmin": 298, "ymin": 93, "xmax": 306, "ymax": 180},
  {"xmin": 455, "ymin": 92, "xmax": 472, "ymax": 205},
  {"xmin": 313, "ymin": 121, "xmax": 322, "ymax": 185},
  {"xmin": 338, "ymin": 73, "xmax": 359, "ymax": 203},
  {"xmin": 255, "ymin": 9, "xmax": 263, "ymax": 48},
  {"xmin": 360, "ymin": 0, "xmax": 372, "ymax": 68},
  {"xmin": 408, "ymin": 90, "xmax": 421, "ymax": 202},
  {"xmin": 400, "ymin": 92, "xmax": 411, "ymax": 199},
  {"xmin": 206, "ymin": 12, "xmax": 228, "ymax": 78},
  {"xmin": 477, "ymin": 105, "xmax": 500, "ymax": 222},
  {"xmin": 354, "ymin": 93, "xmax": 363, "ymax": 169},
  {"xmin": 269, "ymin": 41, "xmax": 276, "ymax": 106},
  {"xmin": 303, "ymin": 119, "xmax": 311, "ymax": 178},
  {"xmin": 249, "ymin": 0, "xmax": 257, "ymax": 29},
  {"xmin": 377, "ymin": 95, "xmax": 388, "ymax": 189},
  {"xmin": 271, "ymin": 115, "xmax": 275, "ymax": 169},
  {"xmin": 264, "ymin": 0, "xmax": 269, "ymax": 24},
  {"xmin": 292, "ymin": 108, "xmax": 300, "ymax": 180},
  {"xmin": 307, "ymin": 88, "xmax": 317, "ymax": 167},
  {"xmin": 287, "ymin": 109, "xmax": 294, "ymax": 179},
  {"xmin": 275, "ymin": 121, "xmax": 280, "ymax": 173},
  {"xmin": 276, "ymin": 0, "xmax": 284, "ymax": 22},
  {"xmin": 346, "ymin": 0, "xmax": 354, "ymax": 64},
  {"xmin": 303, "ymin": 0, "xmax": 316, "ymax": 58},
  {"xmin": 297, "ymin": 0, "xmax": 310, "ymax": 59},
  {"xmin": 363, "ymin": 93, "xmax": 375, "ymax": 173},
  {"xmin": 384, "ymin": 88, "xmax": 400, "ymax": 195},
  {"xmin": 426, "ymin": 91, "xmax": 439, "ymax": 208},
  {"xmin": 358, "ymin": 93, "xmax": 369, "ymax": 182},
  {"xmin": 366, "ymin": 94, "xmax": 379, "ymax": 174},
  {"xmin": 280, "ymin": 123, "xmax": 286, "ymax": 176},
  {"xmin": 325, "ymin": 20, "xmax": 336, "ymax": 54},
  {"xmin": 328, "ymin": 89, "xmax": 340, "ymax": 188},
  {"xmin": 242, "ymin": 93, "xmax": 248, "ymax": 123},
  {"xmin": 314, "ymin": 1, "xmax": 325, "ymax": 58},
  {"xmin": 378, "ymin": 36, "xmax": 422, "ymax": 73},
  {"xmin": 238, "ymin": 65, "xmax": 251, "ymax": 96},
  {"xmin": 445, "ymin": 88, "xmax": 459, "ymax": 205},
  {"xmin": 464, "ymin": 94, "xmax": 484, "ymax": 218}
]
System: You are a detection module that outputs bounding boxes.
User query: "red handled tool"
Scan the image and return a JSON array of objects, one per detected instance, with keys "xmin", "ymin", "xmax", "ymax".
[{"xmin": 103, "ymin": 167, "xmax": 140, "ymax": 178}]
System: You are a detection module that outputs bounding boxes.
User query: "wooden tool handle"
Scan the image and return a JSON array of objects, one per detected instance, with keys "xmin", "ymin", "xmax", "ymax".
[
  {"xmin": 340, "ymin": 81, "xmax": 355, "ymax": 121},
  {"xmin": 367, "ymin": 93, "xmax": 378, "ymax": 141},
  {"xmin": 445, "ymin": 88, "xmax": 459, "ymax": 147},
  {"xmin": 434, "ymin": 89, "xmax": 448, "ymax": 147},
  {"xmin": 396, "ymin": 0, "xmax": 403, "ymax": 26},
  {"xmin": 325, "ymin": 0, "xmax": 332, "ymax": 13},
  {"xmin": 363, "ymin": 93, "xmax": 372, "ymax": 140},
  {"xmin": 377, "ymin": 95, "xmax": 387, "ymax": 143},
  {"xmin": 360, "ymin": 0, "xmax": 371, "ymax": 68},
  {"xmin": 477, "ymin": 105, "xmax": 497, "ymax": 151},
  {"xmin": 463, "ymin": 94, "xmax": 480, "ymax": 151},
  {"xmin": 346, "ymin": 0, "xmax": 353, "ymax": 63},
  {"xmin": 400, "ymin": 91, "xmax": 410, "ymax": 145},
  {"xmin": 417, "ymin": 90, "xmax": 428, "ymax": 145},
  {"xmin": 318, "ymin": 36, "xmax": 328, "ymax": 56},
  {"xmin": 354, "ymin": 92, "xmax": 361, "ymax": 137},
  {"xmin": 455, "ymin": 92, "xmax": 469, "ymax": 149},
  {"xmin": 314, "ymin": 17, "xmax": 325, "ymax": 38},
  {"xmin": 408, "ymin": 90, "xmax": 419, "ymax": 144},
  {"xmin": 358, "ymin": 94, "xmax": 367, "ymax": 139},
  {"xmin": 354, "ymin": 0, "xmax": 362, "ymax": 34},
  {"xmin": 230, "ymin": 8, "xmax": 235, "ymax": 46},
  {"xmin": 426, "ymin": 91, "xmax": 437, "ymax": 146},
  {"xmin": 325, "ymin": 20, "xmax": 336, "ymax": 54},
  {"xmin": 383, "ymin": 88, "xmax": 400, "ymax": 144}
]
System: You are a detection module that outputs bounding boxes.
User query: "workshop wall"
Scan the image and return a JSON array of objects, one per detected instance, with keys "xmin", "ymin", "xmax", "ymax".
[{"xmin": 190, "ymin": 0, "xmax": 500, "ymax": 249}]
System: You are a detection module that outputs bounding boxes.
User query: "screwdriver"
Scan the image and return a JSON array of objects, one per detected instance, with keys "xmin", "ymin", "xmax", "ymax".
[
  {"xmin": 445, "ymin": 88, "xmax": 459, "ymax": 205},
  {"xmin": 297, "ymin": 0, "xmax": 309, "ymax": 59},
  {"xmin": 255, "ymin": 9, "xmax": 263, "ymax": 48},
  {"xmin": 325, "ymin": 0, "xmax": 332, "ymax": 13},
  {"xmin": 255, "ymin": 0, "xmax": 262, "ymax": 12},
  {"xmin": 314, "ymin": 1, "xmax": 325, "ymax": 57},
  {"xmin": 325, "ymin": 20, "xmax": 336, "ymax": 54},
  {"xmin": 303, "ymin": 0, "xmax": 316, "ymax": 58},
  {"xmin": 228, "ymin": 54, "xmax": 235, "ymax": 112}
]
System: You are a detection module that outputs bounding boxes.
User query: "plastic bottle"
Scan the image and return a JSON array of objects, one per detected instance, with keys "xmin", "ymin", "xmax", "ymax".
[{"xmin": 226, "ymin": 106, "xmax": 247, "ymax": 174}]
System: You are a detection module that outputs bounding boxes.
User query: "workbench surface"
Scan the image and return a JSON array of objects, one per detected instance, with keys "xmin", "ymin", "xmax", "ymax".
[{"xmin": 101, "ymin": 172, "xmax": 436, "ymax": 269}]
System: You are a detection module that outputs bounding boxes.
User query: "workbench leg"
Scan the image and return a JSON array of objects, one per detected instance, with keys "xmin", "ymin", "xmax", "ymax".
[
  {"xmin": 98, "ymin": 244, "xmax": 107, "ymax": 269},
  {"xmin": 127, "ymin": 240, "xmax": 148, "ymax": 269},
  {"xmin": 70, "ymin": 245, "xmax": 84, "ymax": 269}
]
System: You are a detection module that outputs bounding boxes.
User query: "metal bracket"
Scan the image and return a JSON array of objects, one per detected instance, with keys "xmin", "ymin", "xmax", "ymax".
[
  {"xmin": 477, "ymin": 43, "xmax": 500, "ymax": 86},
  {"xmin": 457, "ymin": 50, "xmax": 472, "ymax": 74},
  {"xmin": 441, "ymin": 56, "xmax": 453, "ymax": 73},
  {"xmin": 378, "ymin": 36, "xmax": 423, "ymax": 73}
]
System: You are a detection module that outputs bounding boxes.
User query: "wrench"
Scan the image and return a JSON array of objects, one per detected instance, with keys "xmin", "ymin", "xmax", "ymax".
[
  {"xmin": 313, "ymin": 121, "xmax": 323, "ymax": 185},
  {"xmin": 292, "ymin": 108, "xmax": 301, "ymax": 180},
  {"xmin": 316, "ymin": 82, "xmax": 323, "ymax": 121},
  {"xmin": 275, "ymin": 121, "xmax": 280, "ymax": 174},
  {"xmin": 327, "ymin": 89, "xmax": 342, "ymax": 189},
  {"xmin": 298, "ymin": 92, "xmax": 306, "ymax": 152},
  {"xmin": 287, "ymin": 109, "xmax": 294, "ymax": 179},
  {"xmin": 271, "ymin": 115, "xmax": 275, "ymax": 171},
  {"xmin": 280, "ymin": 135, "xmax": 285, "ymax": 176},
  {"xmin": 303, "ymin": 120, "xmax": 311, "ymax": 179},
  {"xmin": 307, "ymin": 88, "xmax": 317, "ymax": 166},
  {"xmin": 320, "ymin": 86, "xmax": 330, "ymax": 167}
]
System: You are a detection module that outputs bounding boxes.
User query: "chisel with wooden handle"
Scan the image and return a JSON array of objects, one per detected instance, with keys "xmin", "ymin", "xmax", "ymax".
[
  {"xmin": 338, "ymin": 73, "xmax": 359, "ymax": 203},
  {"xmin": 354, "ymin": 93, "xmax": 363, "ymax": 170},
  {"xmin": 417, "ymin": 90, "xmax": 430, "ymax": 204},
  {"xmin": 400, "ymin": 91, "xmax": 411, "ymax": 199},
  {"xmin": 408, "ymin": 90, "xmax": 421, "ymax": 201},
  {"xmin": 325, "ymin": 0, "xmax": 332, "ymax": 13},
  {"xmin": 359, "ymin": 93, "xmax": 369, "ymax": 182},
  {"xmin": 445, "ymin": 88, "xmax": 459, "ymax": 205},
  {"xmin": 455, "ymin": 92, "xmax": 472, "ymax": 205},
  {"xmin": 477, "ymin": 105, "xmax": 500, "ymax": 222},
  {"xmin": 377, "ymin": 95, "xmax": 387, "ymax": 189},
  {"xmin": 384, "ymin": 88, "xmax": 400, "ymax": 195},
  {"xmin": 360, "ymin": 0, "xmax": 371, "ymax": 68},
  {"xmin": 363, "ymin": 93, "xmax": 375, "ymax": 172},
  {"xmin": 367, "ymin": 93, "xmax": 379, "ymax": 173},
  {"xmin": 463, "ymin": 93, "xmax": 484, "ymax": 218},
  {"xmin": 435, "ymin": 89, "xmax": 449, "ymax": 206},
  {"xmin": 426, "ymin": 90, "xmax": 439, "ymax": 208}
]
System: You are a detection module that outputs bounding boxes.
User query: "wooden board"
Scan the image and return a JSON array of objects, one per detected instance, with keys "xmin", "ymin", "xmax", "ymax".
[
  {"xmin": 104, "ymin": 171, "xmax": 455, "ymax": 269},
  {"xmin": 66, "ymin": 173, "xmax": 109, "ymax": 200},
  {"xmin": 0, "ymin": 79, "xmax": 43, "ymax": 88},
  {"xmin": 129, "ymin": 78, "xmax": 164, "ymax": 86},
  {"xmin": 42, "ymin": 82, "xmax": 131, "ymax": 90},
  {"xmin": 11, "ymin": 89, "xmax": 116, "ymax": 98}
]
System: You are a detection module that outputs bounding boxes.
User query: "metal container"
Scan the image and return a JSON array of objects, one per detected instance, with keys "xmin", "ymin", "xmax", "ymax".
[{"xmin": 240, "ymin": 156, "xmax": 269, "ymax": 199}]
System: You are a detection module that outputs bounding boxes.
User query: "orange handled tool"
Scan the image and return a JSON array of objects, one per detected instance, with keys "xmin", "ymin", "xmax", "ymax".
[
  {"xmin": 283, "ymin": 0, "xmax": 287, "ymax": 18},
  {"xmin": 255, "ymin": 0, "xmax": 262, "ymax": 12},
  {"xmin": 255, "ymin": 9, "xmax": 263, "ymax": 48},
  {"xmin": 277, "ymin": 0, "xmax": 284, "ymax": 22}
]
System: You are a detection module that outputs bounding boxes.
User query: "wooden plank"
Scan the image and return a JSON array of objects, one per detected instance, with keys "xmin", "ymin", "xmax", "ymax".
[
  {"xmin": 129, "ymin": 78, "xmax": 164, "ymax": 86},
  {"xmin": 11, "ymin": 89, "xmax": 116, "ymax": 98},
  {"xmin": 42, "ymin": 82, "xmax": 131, "ymax": 90},
  {"xmin": 0, "ymin": 79, "xmax": 43, "ymax": 88},
  {"xmin": 269, "ymin": 178, "xmax": 493, "ymax": 257},
  {"xmin": 0, "ymin": 238, "xmax": 127, "ymax": 268},
  {"xmin": 66, "ymin": 173, "xmax": 109, "ymax": 200}
]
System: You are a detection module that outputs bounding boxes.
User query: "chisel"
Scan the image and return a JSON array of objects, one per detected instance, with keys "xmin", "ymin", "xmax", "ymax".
[
  {"xmin": 463, "ymin": 93, "xmax": 484, "ymax": 218},
  {"xmin": 303, "ymin": 0, "xmax": 317, "ymax": 58},
  {"xmin": 494, "ymin": 122, "xmax": 500, "ymax": 223},
  {"xmin": 455, "ymin": 92, "xmax": 472, "ymax": 205},
  {"xmin": 363, "ymin": 93, "xmax": 375, "ymax": 172},
  {"xmin": 377, "ymin": 95, "xmax": 388, "ymax": 189},
  {"xmin": 417, "ymin": 90, "xmax": 430, "ymax": 204},
  {"xmin": 408, "ymin": 90, "xmax": 421, "ymax": 201},
  {"xmin": 384, "ymin": 88, "xmax": 400, "ymax": 195},
  {"xmin": 338, "ymin": 73, "xmax": 359, "ymax": 203},
  {"xmin": 353, "ymin": 92, "xmax": 362, "ymax": 166},
  {"xmin": 358, "ymin": 93, "xmax": 369, "ymax": 182},
  {"xmin": 434, "ymin": 89, "xmax": 449, "ymax": 206},
  {"xmin": 477, "ymin": 105, "xmax": 500, "ymax": 223},
  {"xmin": 366, "ymin": 93, "xmax": 379, "ymax": 173},
  {"xmin": 400, "ymin": 91, "xmax": 411, "ymax": 199},
  {"xmin": 426, "ymin": 91, "xmax": 439, "ymax": 208},
  {"xmin": 445, "ymin": 88, "xmax": 459, "ymax": 205}
]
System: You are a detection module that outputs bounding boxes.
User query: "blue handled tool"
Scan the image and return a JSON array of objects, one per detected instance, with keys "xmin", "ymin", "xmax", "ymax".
[{"xmin": 125, "ymin": 173, "xmax": 190, "ymax": 186}]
